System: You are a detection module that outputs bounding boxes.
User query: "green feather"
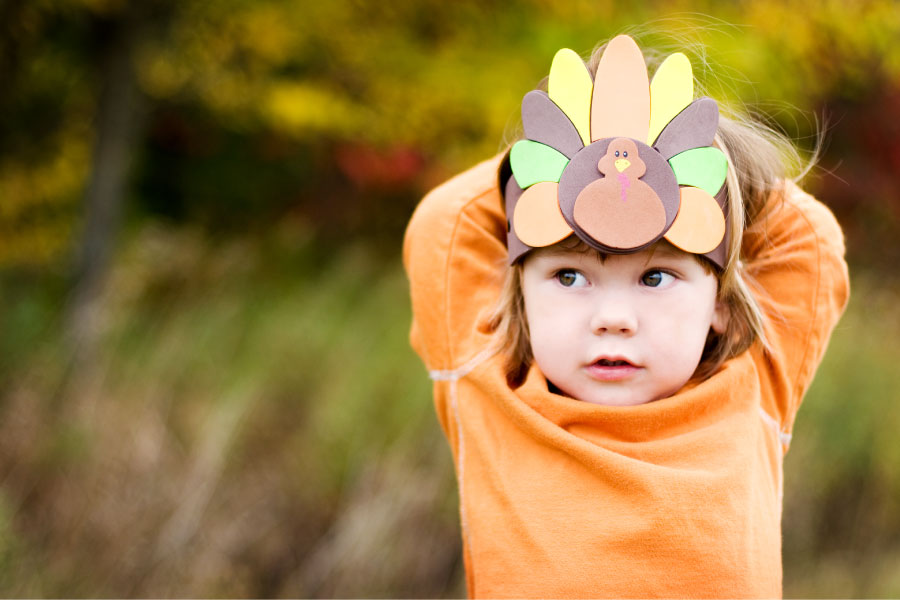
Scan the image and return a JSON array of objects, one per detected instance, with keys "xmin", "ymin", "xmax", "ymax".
[
  {"xmin": 510, "ymin": 140, "xmax": 569, "ymax": 188},
  {"xmin": 668, "ymin": 147, "xmax": 727, "ymax": 195}
]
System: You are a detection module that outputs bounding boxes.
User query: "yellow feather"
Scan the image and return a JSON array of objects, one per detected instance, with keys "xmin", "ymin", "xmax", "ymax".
[
  {"xmin": 548, "ymin": 49, "xmax": 593, "ymax": 146},
  {"xmin": 647, "ymin": 53, "xmax": 693, "ymax": 145}
]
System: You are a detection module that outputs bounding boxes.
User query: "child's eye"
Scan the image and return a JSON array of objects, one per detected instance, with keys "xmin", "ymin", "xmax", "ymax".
[
  {"xmin": 641, "ymin": 269, "xmax": 675, "ymax": 288},
  {"xmin": 556, "ymin": 269, "xmax": 587, "ymax": 288}
]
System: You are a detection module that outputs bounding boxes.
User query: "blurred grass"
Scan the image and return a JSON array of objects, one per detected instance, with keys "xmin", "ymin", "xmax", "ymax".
[
  {"xmin": 0, "ymin": 221, "xmax": 898, "ymax": 596},
  {"xmin": 0, "ymin": 222, "xmax": 463, "ymax": 597}
]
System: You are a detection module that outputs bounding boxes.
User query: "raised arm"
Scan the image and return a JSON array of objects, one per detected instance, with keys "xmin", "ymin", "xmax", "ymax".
[
  {"xmin": 742, "ymin": 182, "xmax": 850, "ymax": 429},
  {"xmin": 403, "ymin": 155, "xmax": 508, "ymax": 372}
]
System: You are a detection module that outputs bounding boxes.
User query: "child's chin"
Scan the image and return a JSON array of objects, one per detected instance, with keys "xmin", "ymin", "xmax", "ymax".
[
  {"xmin": 548, "ymin": 377, "xmax": 661, "ymax": 407},
  {"xmin": 581, "ymin": 394, "xmax": 656, "ymax": 407},
  {"xmin": 571, "ymin": 385, "xmax": 658, "ymax": 407}
]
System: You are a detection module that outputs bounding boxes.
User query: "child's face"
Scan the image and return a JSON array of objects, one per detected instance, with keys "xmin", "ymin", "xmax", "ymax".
[{"xmin": 521, "ymin": 242, "xmax": 727, "ymax": 406}]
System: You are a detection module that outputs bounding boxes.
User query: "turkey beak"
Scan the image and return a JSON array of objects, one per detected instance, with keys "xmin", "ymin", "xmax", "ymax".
[{"xmin": 615, "ymin": 159, "xmax": 631, "ymax": 173}]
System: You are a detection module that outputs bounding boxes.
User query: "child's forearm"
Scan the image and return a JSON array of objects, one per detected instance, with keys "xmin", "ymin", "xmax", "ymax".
[
  {"xmin": 742, "ymin": 182, "xmax": 850, "ymax": 425},
  {"xmin": 403, "ymin": 156, "xmax": 508, "ymax": 371}
]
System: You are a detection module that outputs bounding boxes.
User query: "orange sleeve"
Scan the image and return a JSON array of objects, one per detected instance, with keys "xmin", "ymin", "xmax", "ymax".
[
  {"xmin": 402, "ymin": 156, "xmax": 508, "ymax": 372},
  {"xmin": 403, "ymin": 156, "xmax": 508, "ymax": 438},
  {"xmin": 743, "ymin": 182, "xmax": 850, "ymax": 431}
]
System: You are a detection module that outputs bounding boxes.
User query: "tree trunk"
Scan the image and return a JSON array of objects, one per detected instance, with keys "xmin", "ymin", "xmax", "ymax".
[{"xmin": 65, "ymin": 9, "xmax": 146, "ymax": 355}]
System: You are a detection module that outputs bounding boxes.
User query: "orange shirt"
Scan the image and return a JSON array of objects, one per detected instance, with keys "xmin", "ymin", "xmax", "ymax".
[{"xmin": 403, "ymin": 156, "xmax": 849, "ymax": 598}]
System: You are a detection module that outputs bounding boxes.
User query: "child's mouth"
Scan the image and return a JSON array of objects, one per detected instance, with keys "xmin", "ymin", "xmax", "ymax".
[{"xmin": 585, "ymin": 357, "xmax": 640, "ymax": 381}]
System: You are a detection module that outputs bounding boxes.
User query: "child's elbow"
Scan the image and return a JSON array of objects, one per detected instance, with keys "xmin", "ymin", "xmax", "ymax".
[
  {"xmin": 810, "ymin": 198, "xmax": 851, "ymax": 317},
  {"xmin": 403, "ymin": 187, "xmax": 447, "ymax": 273}
]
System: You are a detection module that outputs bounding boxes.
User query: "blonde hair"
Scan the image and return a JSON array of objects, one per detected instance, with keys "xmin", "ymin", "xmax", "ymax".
[{"xmin": 490, "ymin": 38, "xmax": 819, "ymax": 388}]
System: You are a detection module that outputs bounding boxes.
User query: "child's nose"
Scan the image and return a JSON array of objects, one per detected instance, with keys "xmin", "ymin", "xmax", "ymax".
[{"xmin": 589, "ymin": 298, "xmax": 638, "ymax": 335}]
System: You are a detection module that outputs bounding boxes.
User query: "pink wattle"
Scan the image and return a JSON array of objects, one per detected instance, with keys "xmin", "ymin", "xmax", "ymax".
[{"xmin": 617, "ymin": 172, "xmax": 630, "ymax": 202}]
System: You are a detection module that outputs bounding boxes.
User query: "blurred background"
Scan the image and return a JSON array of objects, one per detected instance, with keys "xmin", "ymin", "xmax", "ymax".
[{"xmin": 1, "ymin": 0, "xmax": 899, "ymax": 596}]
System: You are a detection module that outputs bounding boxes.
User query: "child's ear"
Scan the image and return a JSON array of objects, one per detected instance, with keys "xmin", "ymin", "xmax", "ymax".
[{"xmin": 711, "ymin": 300, "xmax": 729, "ymax": 335}]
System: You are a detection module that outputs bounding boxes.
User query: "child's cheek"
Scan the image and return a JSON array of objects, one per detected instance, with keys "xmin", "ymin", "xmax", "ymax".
[
  {"xmin": 663, "ymin": 297, "xmax": 715, "ymax": 358},
  {"xmin": 527, "ymin": 300, "xmax": 579, "ymax": 369}
]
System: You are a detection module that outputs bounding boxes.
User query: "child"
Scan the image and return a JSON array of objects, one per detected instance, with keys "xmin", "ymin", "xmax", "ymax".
[{"xmin": 404, "ymin": 34, "xmax": 848, "ymax": 597}]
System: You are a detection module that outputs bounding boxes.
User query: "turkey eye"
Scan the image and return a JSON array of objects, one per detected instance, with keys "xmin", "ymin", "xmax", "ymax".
[
  {"xmin": 614, "ymin": 151, "xmax": 619, "ymax": 157},
  {"xmin": 623, "ymin": 151, "xmax": 628, "ymax": 157}
]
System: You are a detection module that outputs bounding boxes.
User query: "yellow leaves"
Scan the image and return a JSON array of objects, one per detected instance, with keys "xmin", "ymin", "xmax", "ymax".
[
  {"xmin": 0, "ymin": 136, "xmax": 88, "ymax": 221},
  {"xmin": 261, "ymin": 81, "xmax": 361, "ymax": 138},
  {"xmin": 138, "ymin": 48, "xmax": 191, "ymax": 100},
  {"xmin": 0, "ymin": 219, "xmax": 74, "ymax": 266},
  {"xmin": 136, "ymin": 2, "xmax": 308, "ymax": 124},
  {"xmin": 239, "ymin": 5, "xmax": 297, "ymax": 65},
  {"xmin": 0, "ymin": 131, "xmax": 88, "ymax": 266},
  {"xmin": 738, "ymin": 0, "xmax": 900, "ymax": 102}
]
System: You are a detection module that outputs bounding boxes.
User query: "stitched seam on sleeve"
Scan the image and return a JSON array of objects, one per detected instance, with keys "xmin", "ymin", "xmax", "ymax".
[
  {"xmin": 759, "ymin": 407, "xmax": 793, "ymax": 448},
  {"xmin": 429, "ymin": 346, "xmax": 499, "ymax": 382}
]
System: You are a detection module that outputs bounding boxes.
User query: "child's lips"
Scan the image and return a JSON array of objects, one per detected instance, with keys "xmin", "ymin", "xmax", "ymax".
[{"xmin": 584, "ymin": 357, "xmax": 641, "ymax": 381}]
